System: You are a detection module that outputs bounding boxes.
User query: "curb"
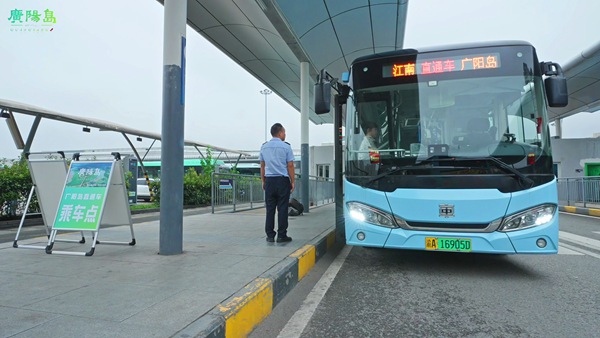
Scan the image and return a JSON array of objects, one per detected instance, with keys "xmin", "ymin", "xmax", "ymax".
[
  {"xmin": 172, "ymin": 227, "xmax": 338, "ymax": 338},
  {"xmin": 560, "ymin": 205, "xmax": 600, "ymax": 217},
  {"xmin": 0, "ymin": 215, "xmax": 44, "ymax": 230}
]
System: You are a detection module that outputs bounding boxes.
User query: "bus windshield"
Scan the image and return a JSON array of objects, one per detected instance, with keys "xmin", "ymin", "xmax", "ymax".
[{"xmin": 345, "ymin": 45, "xmax": 554, "ymax": 191}]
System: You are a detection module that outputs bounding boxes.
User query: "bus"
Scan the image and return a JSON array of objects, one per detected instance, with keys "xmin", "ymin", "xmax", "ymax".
[
  {"xmin": 315, "ymin": 41, "xmax": 568, "ymax": 254},
  {"xmin": 231, "ymin": 163, "xmax": 261, "ymax": 176},
  {"xmin": 138, "ymin": 158, "xmax": 228, "ymax": 178},
  {"xmin": 228, "ymin": 158, "xmax": 302, "ymax": 176}
]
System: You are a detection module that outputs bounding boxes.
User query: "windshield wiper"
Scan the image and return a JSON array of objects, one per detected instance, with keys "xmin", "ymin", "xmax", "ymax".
[
  {"xmin": 365, "ymin": 164, "xmax": 470, "ymax": 186},
  {"xmin": 365, "ymin": 167, "xmax": 411, "ymax": 186},
  {"xmin": 420, "ymin": 156, "xmax": 534, "ymax": 188},
  {"xmin": 479, "ymin": 156, "xmax": 535, "ymax": 188}
]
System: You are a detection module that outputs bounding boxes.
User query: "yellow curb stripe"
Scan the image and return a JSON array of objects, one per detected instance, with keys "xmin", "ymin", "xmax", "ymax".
[
  {"xmin": 219, "ymin": 278, "xmax": 273, "ymax": 338},
  {"xmin": 290, "ymin": 244, "xmax": 316, "ymax": 281},
  {"xmin": 589, "ymin": 208, "xmax": 600, "ymax": 217},
  {"xmin": 563, "ymin": 206, "xmax": 576, "ymax": 213},
  {"xmin": 327, "ymin": 231, "xmax": 336, "ymax": 250}
]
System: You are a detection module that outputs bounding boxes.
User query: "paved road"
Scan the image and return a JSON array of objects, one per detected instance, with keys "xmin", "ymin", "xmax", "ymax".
[{"xmin": 254, "ymin": 212, "xmax": 600, "ymax": 337}]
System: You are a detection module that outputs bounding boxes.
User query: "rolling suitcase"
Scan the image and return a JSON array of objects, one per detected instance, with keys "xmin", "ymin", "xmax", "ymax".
[{"xmin": 288, "ymin": 198, "xmax": 304, "ymax": 216}]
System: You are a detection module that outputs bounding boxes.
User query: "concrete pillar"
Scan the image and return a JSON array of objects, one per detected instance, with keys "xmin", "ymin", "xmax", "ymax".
[
  {"xmin": 554, "ymin": 118, "xmax": 562, "ymax": 138},
  {"xmin": 300, "ymin": 62, "xmax": 310, "ymax": 212},
  {"xmin": 159, "ymin": 0, "xmax": 186, "ymax": 255}
]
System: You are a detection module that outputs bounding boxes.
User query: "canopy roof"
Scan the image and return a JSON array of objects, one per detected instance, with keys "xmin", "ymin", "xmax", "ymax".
[
  {"xmin": 548, "ymin": 41, "xmax": 600, "ymax": 122},
  {"xmin": 181, "ymin": 0, "xmax": 409, "ymax": 124},
  {"xmin": 0, "ymin": 98, "xmax": 250, "ymax": 156}
]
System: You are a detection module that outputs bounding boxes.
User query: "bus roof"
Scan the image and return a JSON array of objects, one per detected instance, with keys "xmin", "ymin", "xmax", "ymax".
[
  {"xmin": 352, "ymin": 40, "xmax": 533, "ymax": 65},
  {"xmin": 140, "ymin": 159, "xmax": 225, "ymax": 167},
  {"xmin": 234, "ymin": 163, "xmax": 260, "ymax": 168}
]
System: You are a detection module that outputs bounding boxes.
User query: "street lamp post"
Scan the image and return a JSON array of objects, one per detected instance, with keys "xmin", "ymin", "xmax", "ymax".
[{"xmin": 260, "ymin": 89, "xmax": 272, "ymax": 142}]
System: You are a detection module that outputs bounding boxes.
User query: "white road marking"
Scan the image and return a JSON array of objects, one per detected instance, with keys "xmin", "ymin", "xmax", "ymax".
[
  {"xmin": 559, "ymin": 231, "xmax": 600, "ymax": 251},
  {"xmin": 558, "ymin": 245, "xmax": 584, "ymax": 255},
  {"xmin": 559, "ymin": 211, "xmax": 600, "ymax": 220},
  {"xmin": 277, "ymin": 245, "xmax": 353, "ymax": 338},
  {"xmin": 559, "ymin": 242, "xmax": 600, "ymax": 260}
]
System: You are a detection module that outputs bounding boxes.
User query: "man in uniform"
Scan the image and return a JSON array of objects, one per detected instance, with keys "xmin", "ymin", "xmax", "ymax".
[{"xmin": 260, "ymin": 123, "xmax": 295, "ymax": 243}]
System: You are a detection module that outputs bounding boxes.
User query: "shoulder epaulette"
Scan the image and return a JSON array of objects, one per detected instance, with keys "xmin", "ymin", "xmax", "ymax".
[
  {"xmin": 262, "ymin": 141, "xmax": 268, "ymax": 145},
  {"xmin": 284, "ymin": 141, "xmax": 290, "ymax": 145}
]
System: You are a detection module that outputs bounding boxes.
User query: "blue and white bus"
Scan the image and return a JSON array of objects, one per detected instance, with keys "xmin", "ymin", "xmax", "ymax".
[
  {"xmin": 138, "ymin": 159, "xmax": 229, "ymax": 179},
  {"xmin": 315, "ymin": 41, "xmax": 568, "ymax": 254}
]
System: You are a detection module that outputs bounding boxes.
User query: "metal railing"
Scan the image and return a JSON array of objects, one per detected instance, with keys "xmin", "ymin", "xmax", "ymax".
[
  {"xmin": 1, "ymin": 200, "xmax": 28, "ymax": 218},
  {"xmin": 211, "ymin": 173, "xmax": 335, "ymax": 213},
  {"xmin": 211, "ymin": 173, "xmax": 263, "ymax": 213},
  {"xmin": 291, "ymin": 176, "xmax": 335, "ymax": 207},
  {"xmin": 557, "ymin": 177, "xmax": 600, "ymax": 208}
]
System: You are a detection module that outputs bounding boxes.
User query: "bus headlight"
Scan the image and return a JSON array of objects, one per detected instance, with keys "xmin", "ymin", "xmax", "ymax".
[
  {"xmin": 498, "ymin": 204, "xmax": 556, "ymax": 232},
  {"xmin": 347, "ymin": 202, "xmax": 400, "ymax": 228}
]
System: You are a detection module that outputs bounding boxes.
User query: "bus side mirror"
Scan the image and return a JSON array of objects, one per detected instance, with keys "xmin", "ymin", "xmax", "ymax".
[
  {"xmin": 314, "ymin": 82, "xmax": 331, "ymax": 114},
  {"xmin": 545, "ymin": 76, "xmax": 568, "ymax": 107}
]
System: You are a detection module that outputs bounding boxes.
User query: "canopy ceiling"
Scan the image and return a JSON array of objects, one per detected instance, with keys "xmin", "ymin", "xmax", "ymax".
[
  {"xmin": 181, "ymin": 0, "xmax": 409, "ymax": 124},
  {"xmin": 548, "ymin": 41, "xmax": 600, "ymax": 122}
]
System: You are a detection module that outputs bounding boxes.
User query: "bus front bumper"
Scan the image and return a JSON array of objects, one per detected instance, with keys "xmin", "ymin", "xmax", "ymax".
[{"xmin": 346, "ymin": 217, "xmax": 558, "ymax": 254}]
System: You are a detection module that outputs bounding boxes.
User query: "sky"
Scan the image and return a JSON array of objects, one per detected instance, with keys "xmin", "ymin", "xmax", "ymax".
[{"xmin": 1, "ymin": 0, "xmax": 599, "ymax": 160}]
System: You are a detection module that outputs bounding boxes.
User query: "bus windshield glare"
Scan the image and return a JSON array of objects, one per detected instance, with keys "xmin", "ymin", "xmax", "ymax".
[{"xmin": 346, "ymin": 45, "xmax": 553, "ymax": 192}]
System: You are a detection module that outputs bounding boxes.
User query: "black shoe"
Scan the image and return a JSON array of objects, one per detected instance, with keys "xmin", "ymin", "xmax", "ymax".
[
  {"xmin": 276, "ymin": 236, "xmax": 292, "ymax": 243},
  {"xmin": 266, "ymin": 237, "xmax": 275, "ymax": 243}
]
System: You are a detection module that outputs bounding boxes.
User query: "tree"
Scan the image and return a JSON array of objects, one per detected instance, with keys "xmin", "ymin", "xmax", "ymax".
[{"xmin": 0, "ymin": 158, "xmax": 36, "ymax": 218}]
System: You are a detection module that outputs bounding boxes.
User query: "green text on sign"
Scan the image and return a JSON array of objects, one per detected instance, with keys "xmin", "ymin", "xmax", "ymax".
[{"xmin": 53, "ymin": 162, "xmax": 113, "ymax": 231}]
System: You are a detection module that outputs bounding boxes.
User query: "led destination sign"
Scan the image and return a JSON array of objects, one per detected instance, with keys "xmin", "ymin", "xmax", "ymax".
[{"xmin": 382, "ymin": 53, "xmax": 501, "ymax": 78}]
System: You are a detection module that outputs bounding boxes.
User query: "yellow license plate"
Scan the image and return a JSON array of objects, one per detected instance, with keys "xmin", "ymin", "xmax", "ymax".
[{"xmin": 425, "ymin": 237, "xmax": 472, "ymax": 252}]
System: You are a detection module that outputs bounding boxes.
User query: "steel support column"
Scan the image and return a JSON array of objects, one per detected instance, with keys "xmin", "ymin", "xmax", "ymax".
[
  {"xmin": 300, "ymin": 62, "xmax": 310, "ymax": 212},
  {"xmin": 334, "ymin": 94, "xmax": 345, "ymax": 242},
  {"xmin": 160, "ymin": 0, "xmax": 186, "ymax": 255},
  {"xmin": 23, "ymin": 116, "xmax": 41, "ymax": 154}
]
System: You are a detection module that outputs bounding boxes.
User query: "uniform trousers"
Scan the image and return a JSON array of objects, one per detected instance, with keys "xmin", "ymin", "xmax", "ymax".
[{"xmin": 264, "ymin": 176, "xmax": 291, "ymax": 238}]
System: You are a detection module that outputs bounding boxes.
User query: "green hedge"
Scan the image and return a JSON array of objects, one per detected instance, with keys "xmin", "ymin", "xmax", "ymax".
[
  {"xmin": 0, "ymin": 158, "xmax": 214, "ymax": 220},
  {"xmin": 0, "ymin": 158, "xmax": 37, "ymax": 218},
  {"xmin": 151, "ymin": 168, "xmax": 211, "ymax": 206}
]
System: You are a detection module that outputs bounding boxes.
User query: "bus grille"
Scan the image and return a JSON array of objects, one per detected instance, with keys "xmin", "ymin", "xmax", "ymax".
[{"xmin": 405, "ymin": 221, "xmax": 490, "ymax": 230}]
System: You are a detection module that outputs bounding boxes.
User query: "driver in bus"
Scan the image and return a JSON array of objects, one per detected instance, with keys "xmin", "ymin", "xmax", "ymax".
[{"xmin": 358, "ymin": 121, "xmax": 379, "ymax": 160}]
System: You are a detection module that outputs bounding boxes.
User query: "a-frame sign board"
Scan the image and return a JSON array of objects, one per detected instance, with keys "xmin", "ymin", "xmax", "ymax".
[
  {"xmin": 13, "ymin": 153, "xmax": 85, "ymax": 250},
  {"xmin": 46, "ymin": 158, "xmax": 136, "ymax": 256}
]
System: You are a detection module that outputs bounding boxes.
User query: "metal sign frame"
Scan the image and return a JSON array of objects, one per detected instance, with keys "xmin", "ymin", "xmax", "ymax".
[
  {"xmin": 45, "ymin": 155, "xmax": 136, "ymax": 256},
  {"xmin": 13, "ymin": 152, "xmax": 86, "ymax": 250}
]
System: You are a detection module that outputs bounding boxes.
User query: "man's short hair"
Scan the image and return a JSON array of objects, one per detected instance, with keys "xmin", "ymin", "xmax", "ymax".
[
  {"xmin": 271, "ymin": 123, "xmax": 284, "ymax": 136},
  {"xmin": 363, "ymin": 121, "xmax": 378, "ymax": 132}
]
